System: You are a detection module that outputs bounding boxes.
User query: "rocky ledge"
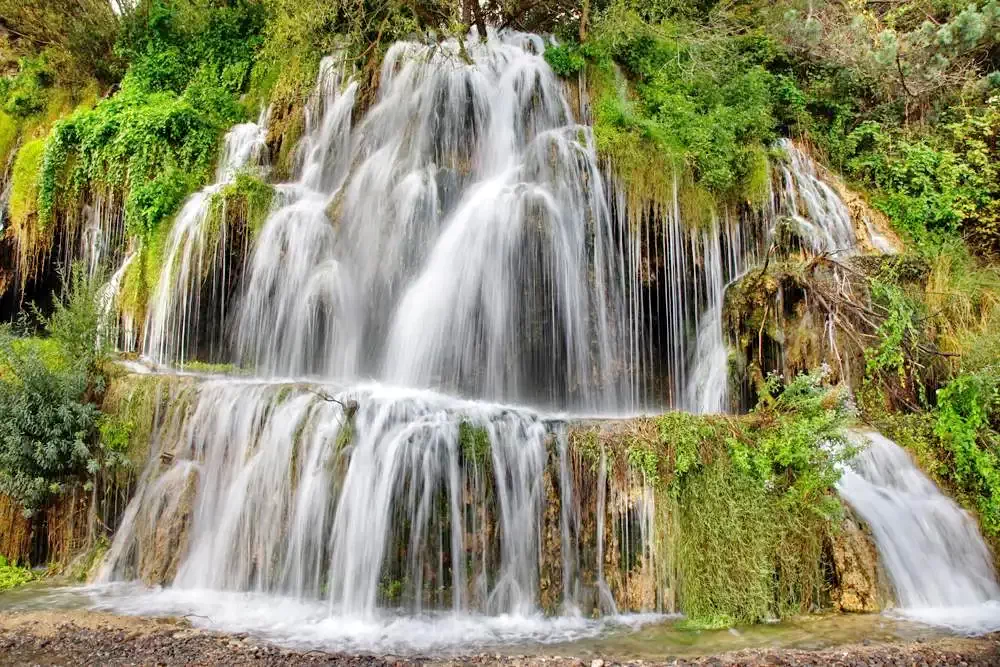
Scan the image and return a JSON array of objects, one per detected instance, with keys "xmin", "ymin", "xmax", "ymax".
[{"xmin": 0, "ymin": 612, "xmax": 998, "ymax": 667}]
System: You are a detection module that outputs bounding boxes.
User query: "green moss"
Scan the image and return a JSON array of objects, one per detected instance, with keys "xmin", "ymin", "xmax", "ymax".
[
  {"xmin": 459, "ymin": 421, "xmax": 490, "ymax": 466},
  {"xmin": 101, "ymin": 373, "xmax": 187, "ymax": 476},
  {"xmin": 209, "ymin": 170, "xmax": 275, "ymax": 240},
  {"xmin": 181, "ymin": 361, "xmax": 246, "ymax": 375},
  {"xmin": 0, "ymin": 111, "xmax": 19, "ymax": 166},
  {"xmin": 9, "ymin": 138, "xmax": 45, "ymax": 227},
  {"xmin": 68, "ymin": 536, "xmax": 109, "ymax": 583}
]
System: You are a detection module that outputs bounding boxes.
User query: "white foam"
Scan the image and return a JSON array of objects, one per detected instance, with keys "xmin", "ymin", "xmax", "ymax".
[{"xmin": 84, "ymin": 584, "xmax": 665, "ymax": 655}]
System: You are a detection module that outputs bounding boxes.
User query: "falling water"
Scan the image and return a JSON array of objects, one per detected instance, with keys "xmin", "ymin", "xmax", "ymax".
[
  {"xmin": 78, "ymin": 191, "xmax": 127, "ymax": 281},
  {"xmin": 95, "ymin": 374, "xmax": 665, "ymax": 651},
  {"xmin": 97, "ymin": 251, "xmax": 137, "ymax": 349},
  {"xmin": 837, "ymin": 432, "xmax": 1000, "ymax": 633},
  {"xmin": 681, "ymin": 140, "xmax": 888, "ymax": 413},
  {"xmin": 232, "ymin": 34, "xmax": 639, "ymax": 412},
  {"xmin": 774, "ymin": 139, "xmax": 859, "ymax": 256},
  {"xmin": 681, "ymin": 215, "xmax": 756, "ymax": 413},
  {"xmin": 86, "ymin": 30, "xmax": 977, "ymax": 654},
  {"xmin": 144, "ymin": 115, "xmax": 269, "ymax": 365}
]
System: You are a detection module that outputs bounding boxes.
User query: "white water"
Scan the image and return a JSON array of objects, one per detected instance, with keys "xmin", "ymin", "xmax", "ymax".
[
  {"xmin": 84, "ymin": 583, "xmax": 662, "ymax": 655},
  {"xmin": 774, "ymin": 139, "xmax": 859, "ymax": 256},
  {"xmin": 144, "ymin": 114, "xmax": 269, "ymax": 365},
  {"xmin": 96, "ymin": 250, "xmax": 137, "ymax": 349},
  {"xmin": 231, "ymin": 35, "xmax": 643, "ymax": 412},
  {"xmin": 95, "ymin": 374, "xmax": 668, "ymax": 650},
  {"xmin": 838, "ymin": 432, "xmax": 1000, "ymax": 634}
]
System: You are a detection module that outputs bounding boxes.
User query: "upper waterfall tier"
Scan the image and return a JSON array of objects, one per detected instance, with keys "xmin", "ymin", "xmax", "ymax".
[{"xmin": 235, "ymin": 34, "xmax": 639, "ymax": 412}]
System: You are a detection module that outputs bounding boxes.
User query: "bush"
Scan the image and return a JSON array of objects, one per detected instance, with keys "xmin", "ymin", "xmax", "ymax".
[
  {"xmin": 0, "ymin": 555, "xmax": 34, "ymax": 590},
  {"xmin": 544, "ymin": 43, "xmax": 586, "ymax": 76},
  {"xmin": 0, "ymin": 267, "xmax": 109, "ymax": 514},
  {"xmin": 562, "ymin": 11, "xmax": 797, "ymax": 204},
  {"xmin": 933, "ymin": 371, "xmax": 1000, "ymax": 535}
]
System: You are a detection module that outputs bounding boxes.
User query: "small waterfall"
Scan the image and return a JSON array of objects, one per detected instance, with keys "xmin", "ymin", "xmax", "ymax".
[
  {"xmin": 77, "ymin": 190, "xmax": 127, "ymax": 281},
  {"xmin": 97, "ymin": 251, "xmax": 137, "ymax": 349},
  {"xmin": 682, "ymin": 215, "xmax": 756, "ymax": 413},
  {"xmin": 683, "ymin": 140, "xmax": 885, "ymax": 413},
  {"xmin": 144, "ymin": 115, "xmax": 269, "ymax": 365},
  {"xmin": 838, "ymin": 432, "xmax": 1000, "ymax": 633},
  {"xmin": 774, "ymin": 139, "xmax": 859, "ymax": 256}
]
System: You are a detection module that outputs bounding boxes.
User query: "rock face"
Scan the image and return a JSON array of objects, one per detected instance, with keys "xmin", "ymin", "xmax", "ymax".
[{"xmin": 828, "ymin": 512, "xmax": 888, "ymax": 613}]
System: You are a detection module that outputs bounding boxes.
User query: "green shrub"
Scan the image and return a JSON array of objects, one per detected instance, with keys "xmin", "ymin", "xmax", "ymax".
[
  {"xmin": 544, "ymin": 43, "xmax": 586, "ymax": 76},
  {"xmin": 0, "ymin": 555, "xmax": 34, "ymax": 591},
  {"xmin": 934, "ymin": 371, "xmax": 1000, "ymax": 535},
  {"xmin": 572, "ymin": 12, "xmax": 794, "ymax": 204},
  {"xmin": 0, "ymin": 267, "xmax": 109, "ymax": 514}
]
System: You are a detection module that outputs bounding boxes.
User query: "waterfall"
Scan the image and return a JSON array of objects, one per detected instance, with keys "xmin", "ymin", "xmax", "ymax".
[
  {"xmin": 88, "ymin": 29, "xmax": 1000, "ymax": 653},
  {"xmin": 101, "ymin": 378, "xmax": 562, "ymax": 613},
  {"xmin": 681, "ymin": 214, "xmax": 756, "ymax": 413},
  {"xmin": 774, "ymin": 139, "xmax": 859, "ymax": 256},
  {"xmin": 78, "ymin": 191, "xmax": 127, "ymax": 281},
  {"xmin": 144, "ymin": 114, "xmax": 269, "ymax": 365},
  {"xmin": 837, "ymin": 432, "xmax": 1000, "ymax": 633},
  {"xmin": 97, "ymin": 250, "xmax": 137, "ymax": 349},
  {"xmin": 96, "ymin": 374, "xmax": 665, "ymax": 651},
  {"xmin": 231, "ymin": 34, "xmax": 641, "ymax": 412}
]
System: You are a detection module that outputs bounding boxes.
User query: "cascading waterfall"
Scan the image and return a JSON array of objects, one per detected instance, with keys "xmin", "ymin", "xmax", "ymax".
[
  {"xmin": 837, "ymin": 432, "xmax": 1000, "ymax": 633},
  {"xmin": 84, "ymin": 28, "xmax": 999, "ymax": 655},
  {"xmin": 681, "ymin": 214, "xmax": 757, "ymax": 413},
  {"xmin": 232, "ymin": 35, "xmax": 640, "ymax": 412}
]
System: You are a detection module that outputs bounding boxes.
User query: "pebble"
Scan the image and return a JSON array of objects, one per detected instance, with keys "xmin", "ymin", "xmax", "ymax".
[{"xmin": 1, "ymin": 612, "xmax": 1000, "ymax": 666}]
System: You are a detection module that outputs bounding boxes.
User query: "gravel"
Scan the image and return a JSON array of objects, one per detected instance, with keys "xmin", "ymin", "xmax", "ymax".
[{"xmin": 1, "ymin": 612, "xmax": 998, "ymax": 666}]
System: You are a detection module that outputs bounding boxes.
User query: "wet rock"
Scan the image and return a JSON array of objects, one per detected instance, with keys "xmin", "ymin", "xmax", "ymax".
[{"xmin": 828, "ymin": 512, "xmax": 886, "ymax": 613}]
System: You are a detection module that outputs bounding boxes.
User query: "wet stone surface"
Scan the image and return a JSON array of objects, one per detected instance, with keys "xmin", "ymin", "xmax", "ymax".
[{"xmin": 1, "ymin": 612, "xmax": 999, "ymax": 667}]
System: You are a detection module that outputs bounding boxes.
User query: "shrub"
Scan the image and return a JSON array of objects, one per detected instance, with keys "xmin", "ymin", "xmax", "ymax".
[
  {"xmin": 0, "ymin": 266, "xmax": 109, "ymax": 514},
  {"xmin": 0, "ymin": 555, "xmax": 34, "ymax": 590}
]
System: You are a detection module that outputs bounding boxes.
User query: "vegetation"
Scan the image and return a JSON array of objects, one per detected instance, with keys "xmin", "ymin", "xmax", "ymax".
[
  {"xmin": 0, "ymin": 267, "xmax": 111, "ymax": 514},
  {"xmin": 0, "ymin": 0, "xmax": 998, "ymax": 625},
  {"xmin": 573, "ymin": 368, "xmax": 851, "ymax": 626},
  {"xmin": 0, "ymin": 554, "xmax": 33, "ymax": 590}
]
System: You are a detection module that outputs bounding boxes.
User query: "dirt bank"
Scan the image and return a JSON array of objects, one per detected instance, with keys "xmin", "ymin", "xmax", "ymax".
[{"xmin": 0, "ymin": 611, "xmax": 998, "ymax": 666}]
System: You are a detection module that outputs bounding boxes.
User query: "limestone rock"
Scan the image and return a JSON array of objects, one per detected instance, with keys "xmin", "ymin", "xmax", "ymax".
[{"xmin": 828, "ymin": 512, "xmax": 888, "ymax": 613}]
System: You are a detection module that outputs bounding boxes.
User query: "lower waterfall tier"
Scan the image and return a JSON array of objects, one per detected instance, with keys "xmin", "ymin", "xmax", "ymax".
[{"xmin": 93, "ymin": 369, "xmax": 1000, "ymax": 645}]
